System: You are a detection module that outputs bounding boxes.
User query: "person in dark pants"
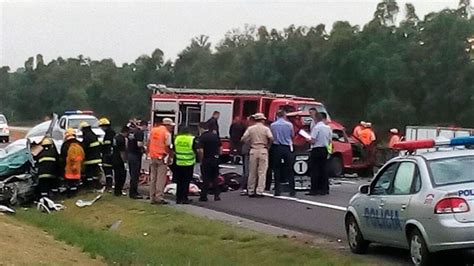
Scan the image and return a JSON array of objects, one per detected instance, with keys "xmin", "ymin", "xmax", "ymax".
[
  {"xmin": 306, "ymin": 112, "xmax": 332, "ymax": 195},
  {"xmin": 99, "ymin": 117, "xmax": 115, "ymax": 191},
  {"xmin": 81, "ymin": 122, "xmax": 102, "ymax": 189},
  {"xmin": 127, "ymin": 120, "xmax": 147, "ymax": 199},
  {"xmin": 197, "ymin": 122, "xmax": 221, "ymax": 201},
  {"xmin": 270, "ymin": 110, "xmax": 295, "ymax": 196},
  {"xmin": 229, "ymin": 116, "xmax": 246, "ymax": 163},
  {"xmin": 35, "ymin": 138, "xmax": 60, "ymax": 199},
  {"xmin": 60, "ymin": 128, "xmax": 84, "ymax": 198},
  {"xmin": 112, "ymin": 126, "xmax": 129, "ymax": 196},
  {"xmin": 173, "ymin": 126, "xmax": 198, "ymax": 204}
]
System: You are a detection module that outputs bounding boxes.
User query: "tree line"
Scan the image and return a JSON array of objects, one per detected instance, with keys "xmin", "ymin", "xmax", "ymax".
[{"xmin": 1, "ymin": 0, "xmax": 473, "ymax": 137}]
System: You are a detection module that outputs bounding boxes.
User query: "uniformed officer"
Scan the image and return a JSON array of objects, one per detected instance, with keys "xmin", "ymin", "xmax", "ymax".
[
  {"xmin": 173, "ymin": 126, "xmax": 198, "ymax": 204},
  {"xmin": 197, "ymin": 122, "xmax": 221, "ymax": 201},
  {"xmin": 241, "ymin": 113, "xmax": 273, "ymax": 197},
  {"xmin": 112, "ymin": 126, "xmax": 129, "ymax": 196},
  {"xmin": 99, "ymin": 117, "xmax": 115, "ymax": 191},
  {"xmin": 80, "ymin": 121, "xmax": 102, "ymax": 189},
  {"xmin": 35, "ymin": 138, "xmax": 60, "ymax": 199},
  {"xmin": 127, "ymin": 120, "xmax": 147, "ymax": 199}
]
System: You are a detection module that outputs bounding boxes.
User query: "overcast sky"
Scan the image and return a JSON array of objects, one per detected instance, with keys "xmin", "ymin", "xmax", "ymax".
[{"xmin": 0, "ymin": 0, "xmax": 459, "ymax": 70}]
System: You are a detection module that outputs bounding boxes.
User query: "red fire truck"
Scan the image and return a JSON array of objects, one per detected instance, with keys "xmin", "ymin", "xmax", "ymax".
[{"xmin": 147, "ymin": 84, "xmax": 372, "ymax": 178}]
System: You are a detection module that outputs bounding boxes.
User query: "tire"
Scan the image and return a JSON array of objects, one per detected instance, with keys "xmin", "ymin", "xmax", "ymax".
[
  {"xmin": 329, "ymin": 156, "xmax": 343, "ymax": 177},
  {"xmin": 346, "ymin": 215, "xmax": 369, "ymax": 254},
  {"xmin": 409, "ymin": 229, "xmax": 432, "ymax": 266}
]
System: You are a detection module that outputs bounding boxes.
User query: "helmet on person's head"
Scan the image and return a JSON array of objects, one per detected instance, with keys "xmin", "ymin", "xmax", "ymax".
[
  {"xmin": 389, "ymin": 128, "xmax": 399, "ymax": 134},
  {"xmin": 99, "ymin": 118, "xmax": 111, "ymax": 126},
  {"xmin": 65, "ymin": 128, "xmax": 76, "ymax": 139},
  {"xmin": 41, "ymin": 138, "xmax": 53, "ymax": 146},
  {"xmin": 79, "ymin": 121, "xmax": 90, "ymax": 129}
]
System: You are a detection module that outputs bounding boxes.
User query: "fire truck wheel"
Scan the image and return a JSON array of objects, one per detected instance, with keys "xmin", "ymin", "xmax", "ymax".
[{"xmin": 329, "ymin": 156, "xmax": 343, "ymax": 177}]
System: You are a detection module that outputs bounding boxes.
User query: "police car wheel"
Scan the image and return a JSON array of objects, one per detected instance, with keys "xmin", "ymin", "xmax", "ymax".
[
  {"xmin": 409, "ymin": 229, "xmax": 431, "ymax": 266},
  {"xmin": 346, "ymin": 215, "xmax": 369, "ymax": 254}
]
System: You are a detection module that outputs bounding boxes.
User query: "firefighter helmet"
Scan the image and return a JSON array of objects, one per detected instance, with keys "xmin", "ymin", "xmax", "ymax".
[
  {"xmin": 65, "ymin": 128, "xmax": 76, "ymax": 138},
  {"xmin": 99, "ymin": 118, "xmax": 111, "ymax": 126},
  {"xmin": 41, "ymin": 138, "xmax": 53, "ymax": 146},
  {"xmin": 79, "ymin": 121, "xmax": 90, "ymax": 129}
]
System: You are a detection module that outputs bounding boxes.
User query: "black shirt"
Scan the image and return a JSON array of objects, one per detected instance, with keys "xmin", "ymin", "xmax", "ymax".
[
  {"xmin": 112, "ymin": 134, "xmax": 127, "ymax": 165},
  {"xmin": 229, "ymin": 122, "xmax": 246, "ymax": 143},
  {"xmin": 197, "ymin": 131, "xmax": 221, "ymax": 159},
  {"xmin": 206, "ymin": 117, "xmax": 219, "ymax": 136},
  {"xmin": 127, "ymin": 128, "xmax": 144, "ymax": 155}
]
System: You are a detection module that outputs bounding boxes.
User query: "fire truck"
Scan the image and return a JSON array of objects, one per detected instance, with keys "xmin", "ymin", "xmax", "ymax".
[{"xmin": 147, "ymin": 84, "xmax": 370, "ymax": 179}]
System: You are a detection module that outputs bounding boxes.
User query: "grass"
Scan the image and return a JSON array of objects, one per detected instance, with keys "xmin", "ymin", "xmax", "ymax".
[{"xmin": 15, "ymin": 194, "xmax": 368, "ymax": 265}]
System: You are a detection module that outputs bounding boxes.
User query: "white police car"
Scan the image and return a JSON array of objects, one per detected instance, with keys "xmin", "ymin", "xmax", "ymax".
[
  {"xmin": 57, "ymin": 111, "xmax": 104, "ymax": 141},
  {"xmin": 345, "ymin": 137, "xmax": 474, "ymax": 265}
]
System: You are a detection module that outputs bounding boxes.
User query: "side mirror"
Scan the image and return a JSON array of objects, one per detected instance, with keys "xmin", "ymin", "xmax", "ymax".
[{"xmin": 359, "ymin": 184, "xmax": 370, "ymax": 195}]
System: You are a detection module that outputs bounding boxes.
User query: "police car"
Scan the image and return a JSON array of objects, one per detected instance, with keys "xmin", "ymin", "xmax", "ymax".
[
  {"xmin": 57, "ymin": 111, "xmax": 104, "ymax": 141},
  {"xmin": 345, "ymin": 136, "xmax": 474, "ymax": 265}
]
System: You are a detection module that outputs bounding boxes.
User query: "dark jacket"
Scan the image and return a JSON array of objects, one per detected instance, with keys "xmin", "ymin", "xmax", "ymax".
[
  {"xmin": 36, "ymin": 145, "xmax": 59, "ymax": 179},
  {"xmin": 101, "ymin": 127, "xmax": 116, "ymax": 167},
  {"xmin": 82, "ymin": 127, "xmax": 102, "ymax": 165}
]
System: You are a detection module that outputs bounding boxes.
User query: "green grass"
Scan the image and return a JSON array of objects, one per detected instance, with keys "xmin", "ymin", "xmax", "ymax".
[{"xmin": 15, "ymin": 194, "xmax": 368, "ymax": 265}]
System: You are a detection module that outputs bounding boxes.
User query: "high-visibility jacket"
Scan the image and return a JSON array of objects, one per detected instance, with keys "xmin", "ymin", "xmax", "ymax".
[
  {"xmin": 388, "ymin": 135, "xmax": 401, "ymax": 149},
  {"xmin": 174, "ymin": 134, "xmax": 195, "ymax": 166},
  {"xmin": 61, "ymin": 139, "xmax": 85, "ymax": 180},
  {"xmin": 352, "ymin": 125, "xmax": 363, "ymax": 138},
  {"xmin": 149, "ymin": 126, "xmax": 170, "ymax": 159},
  {"xmin": 82, "ymin": 128, "xmax": 102, "ymax": 165},
  {"xmin": 101, "ymin": 127, "xmax": 115, "ymax": 167},
  {"xmin": 359, "ymin": 128, "xmax": 376, "ymax": 146},
  {"xmin": 36, "ymin": 145, "xmax": 59, "ymax": 179},
  {"xmin": 327, "ymin": 142, "xmax": 333, "ymax": 154}
]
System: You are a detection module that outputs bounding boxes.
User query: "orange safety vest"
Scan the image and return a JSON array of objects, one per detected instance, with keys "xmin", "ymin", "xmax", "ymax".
[
  {"xmin": 149, "ymin": 125, "xmax": 169, "ymax": 159},
  {"xmin": 359, "ymin": 128, "xmax": 374, "ymax": 146},
  {"xmin": 388, "ymin": 135, "xmax": 401, "ymax": 149},
  {"xmin": 352, "ymin": 125, "xmax": 363, "ymax": 138}
]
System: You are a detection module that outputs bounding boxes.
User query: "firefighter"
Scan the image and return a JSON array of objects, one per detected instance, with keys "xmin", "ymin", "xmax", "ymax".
[
  {"xmin": 99, "ymin": 117, "xmax": 115, "ymax": 191},
  {"xmin": 80, "ymin": 121, "xmax": 102, "ymax": 189},
  {"xmin": 60, "ymin": 128, "xmax": 85, "ymax": 197},
  {"xmin": 35, "ymin": 138, "xmax": 60, "ymax": 199},
  {"xmin": 173, "ymin": 126, "xmax": 197, "ymax": 204}
]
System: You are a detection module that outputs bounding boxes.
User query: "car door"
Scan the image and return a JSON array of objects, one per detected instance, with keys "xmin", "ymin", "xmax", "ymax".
[
  {"xmin": 381, "ymin": 161, "xmax": 420, "ymax": 246},
  {"xmin": 359, "ymin": 162, "xmax": 398, "ymax": 240}
]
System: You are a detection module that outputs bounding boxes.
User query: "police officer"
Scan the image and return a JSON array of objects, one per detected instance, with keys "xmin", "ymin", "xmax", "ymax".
[
  {"xmin": 99, "ymin": 118, "xmax": 115, "ymax": 191},
  {"xmin": 173, "ymin": 126, "xmax": 197, "ymax": 204},
  {"xmin": 35, "ymin": 138, "xmax": 60, "ymax": 199},
  {"xmin": 197, "ymin": 122, "xmax": 221, "ymax": 202},
  {"xmin": 112, "ymin": 126, "xmax": 129, "ymax": 196},
  {"xmin": 127, "ymin": 120, "xmax": 147, "ymax": 199},
  {"xmin": 80, "ymin": 122, "xmax": 102, "ymax": 189}
]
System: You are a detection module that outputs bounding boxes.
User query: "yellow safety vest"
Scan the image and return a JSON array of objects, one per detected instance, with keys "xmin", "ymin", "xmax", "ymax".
[{"xmin": 174, "ymin": 134, "xmax": 195, "ymax": 166}]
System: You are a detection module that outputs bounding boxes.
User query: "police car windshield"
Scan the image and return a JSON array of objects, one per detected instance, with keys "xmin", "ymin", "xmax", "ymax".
[
  {"xmin": 429, "ymin": 156, "xmax": 474, "ymax": 186},
  {"xmin": 68, "ymin": 118, "xmax": 99, "ymax": 129},
  {"xmin": 297, "ymin": 104, "xmax": 327, "ymax": 114}
]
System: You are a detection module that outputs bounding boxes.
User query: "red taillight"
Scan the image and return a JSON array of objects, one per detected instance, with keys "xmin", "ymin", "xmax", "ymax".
[{"xmin": 434, "ymin": 197, "xmax": 470, "ymax": 214}]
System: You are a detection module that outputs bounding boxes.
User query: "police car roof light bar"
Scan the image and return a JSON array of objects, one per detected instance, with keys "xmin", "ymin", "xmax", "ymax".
[
  {"xmin": 393, "ymin": 136, "xmax": 474, "ymax": 150},
  {"xmin": 64, "ymin": 110, "xmax": 94, "ymax": 115}
]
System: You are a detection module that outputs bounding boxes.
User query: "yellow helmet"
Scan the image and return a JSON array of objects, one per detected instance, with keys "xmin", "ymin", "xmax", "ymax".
[
  {"xmin": 65, "ymin": 128, "xmax": 76, "ymax": 138},
  {"xmin": 41, "ymin": 138, "xmax": 53, "ymax": 146},
  {"xmin": 99, "ymin": 117, "xmax": 110, "ymax": 126},
  {"xmin": 79, "ymin": 121, "xmax": 90, "ymax": 129}
]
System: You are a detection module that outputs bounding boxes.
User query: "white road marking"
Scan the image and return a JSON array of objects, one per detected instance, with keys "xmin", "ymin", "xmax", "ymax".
[{"xmin": 262, "ymin": 192, "xmax": 348, "ymax": 212}]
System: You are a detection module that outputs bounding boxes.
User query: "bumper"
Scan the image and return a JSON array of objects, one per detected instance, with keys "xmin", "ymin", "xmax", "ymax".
[
  {"xmin": 0, "ymin": 132, "xmax": 9, "ymax": 137},
  {"xmin": 426, "ymin": 216, "xmax": 474, "ymax": 252}
]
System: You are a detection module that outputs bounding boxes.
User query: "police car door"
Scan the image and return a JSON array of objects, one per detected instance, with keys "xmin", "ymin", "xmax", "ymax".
[
  {"xmin": 381, "ymin": 161, "xmax": 420, "ymax": 246},
  {"xmin": 362, "ymin": 162, "xmax": 398, "ymax": 241}
]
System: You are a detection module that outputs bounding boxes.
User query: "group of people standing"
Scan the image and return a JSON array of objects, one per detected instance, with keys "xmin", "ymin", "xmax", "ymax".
[
  {"xmin": 231, "ymin": 108, "xmax": 333, "ymax": 198},
  {"xmin": 35, "ymin": 117, "xmax": 148, "ymax": 200}
]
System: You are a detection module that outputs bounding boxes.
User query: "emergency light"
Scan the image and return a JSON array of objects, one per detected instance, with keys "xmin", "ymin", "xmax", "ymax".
[
  {"xmin": 64, "ymin": 110, "xmax": 94, "ymax": 115},
  {"xmin": 393, "ymin": 136, "xmax": 474, "ymax": 150}
]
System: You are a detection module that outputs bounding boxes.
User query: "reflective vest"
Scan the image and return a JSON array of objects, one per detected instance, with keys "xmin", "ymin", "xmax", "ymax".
[
  {"xmin": 359, "ymin": 128, "xmax": 375, "ymax": 146},
  {"xmin": 36, "ymin": 146, "xmax": 59, "ymax": 179},
  {"xmin": 174, "ymin": 134, "xmax": 195, "ymax": 166},
  {"xmin": 327, "ymin": 142, "xmax": 333, "ymax": 154},
  {"xmin": 149, "ymin": 126, "xmax": 169, "ymax": 159},
  {"xmin": 388, "ymin": 135, "xmax": 401, "ymax": 149}
]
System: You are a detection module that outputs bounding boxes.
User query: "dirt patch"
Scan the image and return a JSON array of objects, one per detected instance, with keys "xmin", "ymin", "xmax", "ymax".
[{"xmin": 0, "ymin": 214, "xmax": 104, "ymax": 265}]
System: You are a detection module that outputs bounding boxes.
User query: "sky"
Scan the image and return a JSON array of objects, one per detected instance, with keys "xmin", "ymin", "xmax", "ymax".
[{"xmin": 0, "ymin": 0, "xmax": 460, "ymax": 70}]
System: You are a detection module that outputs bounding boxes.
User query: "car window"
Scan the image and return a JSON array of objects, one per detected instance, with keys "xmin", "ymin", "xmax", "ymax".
[
  {"xmin": 429, "ymin": 156, "xmax": 474, "ymax": 186},
  {"xmin": 68, "ymin": 118, "xmax": 99, "ymax": 129},
  {"xmin": 0, "ymin": 115, "xmax": 6, "ymax": 124},
  {"xmin": 413, "ymin": 168, "xmax": 422, "ymax": 193},
  {"xmin": 392, "ymin": 162, "xmax": 417, "ymax": 195},
  {"xmin": 371, "ymin": 163, "xmax": 398, "ymax": 195}
]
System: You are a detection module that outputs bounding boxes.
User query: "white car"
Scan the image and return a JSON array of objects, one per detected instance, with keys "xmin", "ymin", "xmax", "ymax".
[
  {"xmin": 345, "ymin": 137, "xmax": 474, "ymax": 265},
  {"xmin": 0, "ymin": 114, "xmax": 10, "ymax": 143},
  {"xmin": 57, "ymin": 111, "xmax": 104, "ymax": 141}
]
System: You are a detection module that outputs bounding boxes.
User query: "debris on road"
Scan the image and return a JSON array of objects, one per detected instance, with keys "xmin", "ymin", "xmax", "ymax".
[
  {"xmin": 75, "ymin": 194, "xmax": 102, "ymax": 208},
  {"xmin": 37, "ymin": 197, "xmax": 65, "ymax": 213},
  {"xmin": 109, "ymin": 220, "xmax": 122, "ymax": 231},
  {"xmin": 0, "ymin": 205, "xmax": 15, "ymax": 214}
]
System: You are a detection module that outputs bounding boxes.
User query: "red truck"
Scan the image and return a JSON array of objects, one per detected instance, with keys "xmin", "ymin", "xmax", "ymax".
[{"xmin": 148, "ymin": 85, "xmax": 372, "ymax": 179}]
